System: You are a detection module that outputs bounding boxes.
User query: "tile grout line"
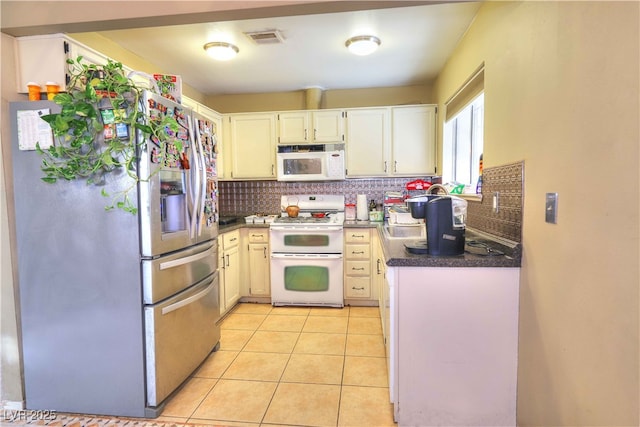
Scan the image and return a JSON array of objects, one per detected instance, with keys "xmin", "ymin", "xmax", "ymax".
[
  {"xmin": 258, "ymin": 309, "xmax": 310, "ymax": 426},
  {"xmin": 187, "ymin": 304, "xmax": 271, "ymax": 425},
  {"xmin": 187, "ymin": 304, "xmax": 387, "ymax": 426}
]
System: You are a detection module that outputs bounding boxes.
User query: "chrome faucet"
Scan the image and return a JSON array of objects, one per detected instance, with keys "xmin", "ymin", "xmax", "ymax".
[{"xmin": 427, "ymin": 184, "xmax": 450, "ymax": 195}]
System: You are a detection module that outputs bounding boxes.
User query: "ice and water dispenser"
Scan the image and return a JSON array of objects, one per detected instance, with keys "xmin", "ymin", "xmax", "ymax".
[
  {"xmin": 405, "ymin": 195, "xmax": 467, "ymax": 256},
  {"xmin": 160, "ymin": 170, "xmax": 187, "ymax": 233}
]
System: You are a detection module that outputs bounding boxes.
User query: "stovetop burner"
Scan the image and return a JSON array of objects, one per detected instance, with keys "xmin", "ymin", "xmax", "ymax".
[{"xmin": 273, "ymin": 194, "xmax": 346, "ymax": 227}]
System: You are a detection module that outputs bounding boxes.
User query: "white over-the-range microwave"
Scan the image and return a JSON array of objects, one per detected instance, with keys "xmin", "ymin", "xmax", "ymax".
[{"xmin": 276, "ymin": 144, "xmax": 346, "ymax": 181}]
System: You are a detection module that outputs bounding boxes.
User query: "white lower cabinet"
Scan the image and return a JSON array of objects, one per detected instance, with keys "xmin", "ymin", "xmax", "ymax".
[
  {"xmin": 247, "ymin": 230, "xmax": 270, "ymax": 296},
  {"xmin": 373, "ymin": 230, "xmax": 388, "ymax": 346},
  {"xmin": 218, "ymin": 230, "xmax": 240, "ymax": 316},
  {"xmin": 344, "ymin": 228, "xmax": 374, "ymax": 300},
  {"xmin": 390, "ymin": 266, "xmax": 520, "ymax": 426}
]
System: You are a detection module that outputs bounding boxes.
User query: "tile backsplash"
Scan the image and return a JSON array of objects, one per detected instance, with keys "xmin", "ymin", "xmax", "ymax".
[
  {"xmin": 218, "ymin": 177, "xmax": 433, "ymax": 215},
  {"xmin": 467, "ymin": 161, "xmax": 524, "ymax": 242},
  {"xmin": 219, "ymin": 161, "xmax": 523, "ymax": 243}
]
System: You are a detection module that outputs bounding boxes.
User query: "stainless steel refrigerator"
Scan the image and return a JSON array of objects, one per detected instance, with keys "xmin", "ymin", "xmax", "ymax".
[{"xmin": 9, "ymin": 91, "xmax": 221, "ymax": 417}]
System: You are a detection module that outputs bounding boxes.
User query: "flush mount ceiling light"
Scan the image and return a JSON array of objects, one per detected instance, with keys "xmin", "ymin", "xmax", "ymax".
[
  {"xmin": 203, "ymin": 42, "xmax": 239, "ymax": 61},
  {"xmin": 345, "ymin": 35, "xmax": 381, "ymax": 56}
]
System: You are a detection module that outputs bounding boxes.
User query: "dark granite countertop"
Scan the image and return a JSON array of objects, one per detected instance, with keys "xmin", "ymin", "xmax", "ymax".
[
  {"xmin": 378, "ymin": 225, "xmax": 521, "ymax": 268},
  {"xmin": 219, "ymin": 219, "xmax": 521, "ymax": 268},
  {"xmin": 219, "ymin": 221, "xmax": 269, "ymax": 234},
  {"xmin": 347, "ymin": 221, "xmax": 521, "ymax": 268}
]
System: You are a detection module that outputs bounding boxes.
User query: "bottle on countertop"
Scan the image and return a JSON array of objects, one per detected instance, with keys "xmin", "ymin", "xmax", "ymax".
[{"xmin": 476, "ymin": 153, "xmax": 483, "ymax": 194}]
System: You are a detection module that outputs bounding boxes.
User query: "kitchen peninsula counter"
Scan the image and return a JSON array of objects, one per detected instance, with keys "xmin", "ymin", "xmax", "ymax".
[
  {"xmin": 344, "ymin": 221, "xmax": 522, "ymax": 268},
  {"xmin": 219, "ymin": 220, "xmax": 521, "ymax": 268}
]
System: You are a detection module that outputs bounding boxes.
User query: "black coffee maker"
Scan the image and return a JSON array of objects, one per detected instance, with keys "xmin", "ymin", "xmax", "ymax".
[{"xmin": 405, "ymin": 195, "xmax": 467, "ymax": 256}]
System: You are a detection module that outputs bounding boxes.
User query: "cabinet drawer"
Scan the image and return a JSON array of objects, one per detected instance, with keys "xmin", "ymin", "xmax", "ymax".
[
  {"xmin": 248, "ymin": 230, "xmax": 269, "ymax": 243},
  {"xmin": 345, "ymin": 276, "xmax": 371, "ymax": 298},
  {"xmin": 345, "ymin": 244, "xmax": 371, "ymax": 259},
  {"xmin": 345, "ymin": 229, "xmax": 371, "ymax": 243},
  {"xmin": 222, "ymin": 230, "xmax": 240, "ymax": 249},
  {"xmin": 345, "ymin": 260, "xmax": 370, "ymax": 276}
]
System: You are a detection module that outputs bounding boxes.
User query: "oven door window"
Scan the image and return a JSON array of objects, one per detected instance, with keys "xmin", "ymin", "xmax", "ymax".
[
  {"xmin": 283, "ymin": 158, "xmax": 322, "ymax": 176},
  {"xmin": 284, "ymin": 234, "xmax": 329, "ymax": 247},
  {"xmin": 284, "ymin": 265, "xmax": 329, "ymax": 292}
]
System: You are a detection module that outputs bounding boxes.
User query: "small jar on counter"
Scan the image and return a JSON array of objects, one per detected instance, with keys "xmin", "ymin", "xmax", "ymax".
[{"xmin": 345, "ymin": 203, "xmax": 356, "ymax": 220}]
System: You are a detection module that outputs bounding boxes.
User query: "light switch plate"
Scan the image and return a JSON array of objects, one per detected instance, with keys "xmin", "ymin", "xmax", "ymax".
[
  {"xmin": 545, "ymin": 193, "xmax": 558, "ymax": 224},
  {"xmin": 492, "ymin": 192, "xmax": 500, "ymax": 213}
]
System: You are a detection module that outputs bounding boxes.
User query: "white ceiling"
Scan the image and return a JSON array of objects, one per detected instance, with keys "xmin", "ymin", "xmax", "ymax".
[{"xmin": 93, "ymin": 2, "xmax": 480, "ymax": 96}]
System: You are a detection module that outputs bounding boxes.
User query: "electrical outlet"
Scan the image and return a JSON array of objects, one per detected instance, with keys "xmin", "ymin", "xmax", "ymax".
[
  {"xmin": 545, "ymin": 193, "xmax": 558, "ymax": 224},
  {"xmin": 492, "ymin": 192, "xmax": 500, "ymax": 213}
]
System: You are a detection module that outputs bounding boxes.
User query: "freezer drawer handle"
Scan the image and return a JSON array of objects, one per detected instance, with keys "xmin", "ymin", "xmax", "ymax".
[
  {"xmin": 159, "ymin": 247, "xmax": 215, "ymax": 270},
  {"xmin": 161, "ymin": 281, "xmax": 213, "ymax": 315}
]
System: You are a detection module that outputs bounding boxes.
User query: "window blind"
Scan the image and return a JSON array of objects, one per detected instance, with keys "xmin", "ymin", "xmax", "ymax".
[{"xmin": 445, "ymin": 65, "xmax": 485, "ymax": 122}]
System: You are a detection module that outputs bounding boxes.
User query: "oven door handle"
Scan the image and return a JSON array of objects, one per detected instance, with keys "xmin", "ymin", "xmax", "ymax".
[
  {"xmin": 270, "ymin": 253, "xmax": 343, "ymax": 260},
  {"xmin": 270, "ymin": 225, "xmax": 344, "ymax": 232}
]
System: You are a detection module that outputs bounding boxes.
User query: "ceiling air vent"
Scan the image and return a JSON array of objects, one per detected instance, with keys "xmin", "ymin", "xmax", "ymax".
[{"xmin": 244, "ymin": 30, "xmax": 285, "ymax": 45}]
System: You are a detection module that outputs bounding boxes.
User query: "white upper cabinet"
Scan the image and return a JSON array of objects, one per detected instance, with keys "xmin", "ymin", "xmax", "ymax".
[
  {"xmin": 226, "ymin": 113, "xmax": 277, "ymax": 180},
  {"xmin": 15, "ymin": 34, "xmax": 109, "ymax": 93},
  {"xmin": 345, "ymin": 105, "xmax": 436, "ymax": 178},
  {"xmin": 277, "ymin": 110, "xmax": 344, "ymax": 144},
  {"xmin": 345, "ymin": 107, "xmax": 391, "ymax": 177},
  {"xmin": 391, "ymin": 105, "xmax": 437, "ymax": 176}
]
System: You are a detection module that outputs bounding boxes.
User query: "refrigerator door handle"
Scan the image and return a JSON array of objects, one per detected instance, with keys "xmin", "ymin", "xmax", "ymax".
[
  {"xmin": 188, "ymin": 115, "xmax": 201, "ymax": 240},
  {"xmin": 161, "ymin": 279, "xmax": 213, "ymax": 315},
  {"xmin": 159, "ymin": 245, "xmax": 216, "ymax": 270},
  {"xmin": 196, "ymin": 124, "xmax": 208, "ymax": 237}
]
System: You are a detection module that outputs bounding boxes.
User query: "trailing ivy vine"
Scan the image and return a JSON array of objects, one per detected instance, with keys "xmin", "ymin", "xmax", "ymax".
[{"xmin": 38, "ymin": 57, "xmax": 179, "ymax": 214}]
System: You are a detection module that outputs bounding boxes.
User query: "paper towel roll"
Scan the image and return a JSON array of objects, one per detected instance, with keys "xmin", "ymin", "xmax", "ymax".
[{"xmin": 356, "ymin": 194, "xmax": 368, "ymax": 221}]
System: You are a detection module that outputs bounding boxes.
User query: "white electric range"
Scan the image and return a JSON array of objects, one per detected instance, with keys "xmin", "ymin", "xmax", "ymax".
[{"xmin": 269, "ymin": 195, "xmax": 345, "ymax": 307}]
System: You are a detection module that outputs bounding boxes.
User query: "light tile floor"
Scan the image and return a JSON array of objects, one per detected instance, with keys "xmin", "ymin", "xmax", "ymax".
[{"xmin": 157, "ymin": 303, "xmax": 397, "ymax": 427}]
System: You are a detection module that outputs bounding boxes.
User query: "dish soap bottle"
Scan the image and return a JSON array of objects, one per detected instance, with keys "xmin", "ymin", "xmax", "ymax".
[{"xmin": 475, "ymin": 154, "xmax": 483, "ymax": 194}]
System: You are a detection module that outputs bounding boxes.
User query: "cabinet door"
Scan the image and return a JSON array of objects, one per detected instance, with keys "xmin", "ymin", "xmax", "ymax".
[
  {"xmin": 218, "ymin": 239, "xmax": 227, "ymax": 315},
  {"xmin": 224, "ymin": 245, "xmax": 241, "ymax": 309},
  {"xmin": 16, "ymin": 35, "xmax": 108, "ymax": 93},
  {"xmin": 345, "ymin": 108, "xmax": 390, "ymax": 177},
  {"xmin": 278, "ymin": 112, "xmax": 309, "ymax": 144},
  {"xmin": 197, "ymin": 105, "xmax": 225, "ymax": 180},
  {"xmin": 248, "ymin": 243, "xmax": 270, "ymax": 296},
  {"xmin": 391, "ymin": 105, "xmax": 437, "ymax": 175},
  {"xmin": 228, "ymin": 114, "xmax": 276, "ymax": 179},
  {"xmin": 312, "ymin": 110, "xmax": 344, "ymax": 143}
]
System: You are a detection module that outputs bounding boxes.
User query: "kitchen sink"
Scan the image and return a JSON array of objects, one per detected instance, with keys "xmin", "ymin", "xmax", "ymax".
[{"xmin": 383, "ymin": 224, "xmax": 426, "ymax": 240}]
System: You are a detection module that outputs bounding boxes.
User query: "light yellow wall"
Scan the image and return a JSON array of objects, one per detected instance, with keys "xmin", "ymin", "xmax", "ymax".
[
  {"xmin": 69, "ymin": 33, "xmax": 206, "ymax": 104},
  {"xmin": 69, "ymin": 34, "xmax": 433, "ymax": 113},
  {"xmin": 206, "ymin": 84, "xmax": 432, "ymax": 113},
  {"xmin": 434, "ymin": 2, "xmax": 639, "ymax": 425},
  {"xmin": 1, "ymin": 33, "xmax": 25, "ymax": 405}
]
